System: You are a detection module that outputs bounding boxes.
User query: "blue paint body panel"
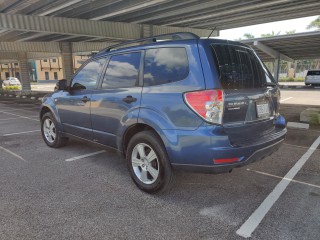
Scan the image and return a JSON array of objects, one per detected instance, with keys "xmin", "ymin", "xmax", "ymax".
[{"xmin": 40, "ymin": 37, "xmax": 287, "ymax": 173}]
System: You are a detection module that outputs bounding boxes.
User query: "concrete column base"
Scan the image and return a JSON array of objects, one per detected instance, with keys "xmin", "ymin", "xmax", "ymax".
[{"xmin": 60, "ymin": 42, "xmax": 74, "ymax": 82}]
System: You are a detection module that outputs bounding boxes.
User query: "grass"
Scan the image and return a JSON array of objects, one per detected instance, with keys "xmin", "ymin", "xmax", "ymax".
[
  {"xmin": 278, "ymin": 77, "xmax": 305, "ymax": 82},
  {"xmin": 1, "ymin": 85, "xmax": 22, "ymax": 91}
]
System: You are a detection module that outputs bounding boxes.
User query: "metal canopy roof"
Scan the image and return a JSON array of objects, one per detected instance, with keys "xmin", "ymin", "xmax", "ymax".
[
  {"xmin": 0, "ymin": 0, "xmax": 319, "ymax": 42},
  {"xmin": 241, "ymin": 31, "xmax": 320, "ymax": 61}
]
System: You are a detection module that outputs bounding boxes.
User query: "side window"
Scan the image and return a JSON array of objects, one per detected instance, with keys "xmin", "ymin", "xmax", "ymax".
[
  {"xmin": 102, "ymin": 52, "xmax": 141, "ymax": 89},
  {"xmin": 143, "ymin": 48, "xmax": 189, "ymax": 86},
  {"xmin": 71, "ymin": 58, "xmax": 106, "ymax": 90}
]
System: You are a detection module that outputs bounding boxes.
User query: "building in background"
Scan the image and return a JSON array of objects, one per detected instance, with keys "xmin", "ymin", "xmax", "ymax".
[
  {"xmin": 0, "ymin": 63, "xmax": 20, "ymax": 80},
  {"xmin": 0, "ymin": 55, "xmax": 89, "ymax": 81}
]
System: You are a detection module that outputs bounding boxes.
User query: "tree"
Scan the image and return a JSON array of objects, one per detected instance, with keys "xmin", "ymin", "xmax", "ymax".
[
  {"xmin": 261, "ymin": 31, "xmax": 281, "ymax": 38},
  {"xmin": 243, "ymin": 33, "xmax": 255, "ymax": 39},
  {"xmin": 285, "ymin": 30, "xmax": 296, "ymax": 35},
  {"xmin": 307, "ymin": 16, "xmax": 320, "ymax": 30}
]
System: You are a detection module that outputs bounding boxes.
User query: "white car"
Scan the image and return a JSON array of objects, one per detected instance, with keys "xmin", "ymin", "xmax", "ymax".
[
  {"xmin": 3, "ymin": 77, "xmax": 21, "ymax": 86},
  {"xmin": 305, "ymin": 70, "xmax": 320, "ymax": 86}
]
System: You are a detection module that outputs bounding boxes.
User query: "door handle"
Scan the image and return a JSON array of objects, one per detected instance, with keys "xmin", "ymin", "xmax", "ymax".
[
  {"xmin": 81, "ymin": 96, "xmax": 90, "ymax": 103},
  {"xmin": 122, "ymin": 96, "xmax": 137, "ymax": 104}
]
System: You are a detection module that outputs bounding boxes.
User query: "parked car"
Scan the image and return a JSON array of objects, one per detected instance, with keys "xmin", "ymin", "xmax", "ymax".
[
  {"xmin": 40, "ymin": 32, "xmax": 287, "ymax": 193},
  {"xmin": 3, "ymin": 77, "xmax": 21, "ymax": 86},
  {"xmin": 305, "ymin": 70, "xmax": 320, "ymax": 86}
]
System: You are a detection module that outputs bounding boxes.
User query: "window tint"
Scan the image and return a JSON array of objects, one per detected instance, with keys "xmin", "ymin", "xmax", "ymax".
[
  {"xmin": 102, "ymin": 52, "xmax": 141, "ymax": 89},
  {"xmin": 143, "ymin": 48, "xmax": 188, "ymax": 86},
  {"xmin": 212, "ymin": 44, "xmax": 270, "ymax": 89},
  {"xmin": 72, "ymin": 58, "xmax": 106, "ymax": 90},
  {"xmin": 307, "ymin": 70, "xmax": 320, "ymax": 76}
]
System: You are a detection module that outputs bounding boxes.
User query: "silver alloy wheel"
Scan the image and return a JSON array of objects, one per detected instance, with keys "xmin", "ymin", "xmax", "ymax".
[
  {"xmin": 131, "ymin": 143, "xmax": 159, "ymax": 185},
  {"xmin": 43, "ymin": 118, "xmax": 56, "ymax": 143}
]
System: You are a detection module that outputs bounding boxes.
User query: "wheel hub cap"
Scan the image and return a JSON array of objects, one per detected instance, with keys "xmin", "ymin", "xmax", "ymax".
[{"xmin": 131, "ymin": 143, "xmax": 159, "ymax": 185}]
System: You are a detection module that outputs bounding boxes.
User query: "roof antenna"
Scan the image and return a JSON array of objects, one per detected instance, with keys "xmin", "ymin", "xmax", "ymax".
[{"xmin": 207, "ymin": 27, "xmax": 217, "ymax": 39}]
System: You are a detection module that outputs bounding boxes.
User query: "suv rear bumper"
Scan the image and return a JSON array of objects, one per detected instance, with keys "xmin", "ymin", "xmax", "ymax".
[
  {"xmin": 165, "ymin": 125, "xmax": 286, "ymax": 174},
  {"xmin": 171, "ymin": 138, "xmax": 284, "ymax": 173},
  {"xmin": 305, "ymin": 79, "xmax": 320, "ymax": 85}
]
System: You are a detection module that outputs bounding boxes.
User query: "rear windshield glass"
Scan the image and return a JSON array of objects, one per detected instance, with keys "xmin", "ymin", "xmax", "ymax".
[
  {"xmin": 212, "ymin": 44, "xmax": 273, "ymax": 89},
  {"xmin": 307, "ymin": 71, "xmax": 320, "ymax": 76}
]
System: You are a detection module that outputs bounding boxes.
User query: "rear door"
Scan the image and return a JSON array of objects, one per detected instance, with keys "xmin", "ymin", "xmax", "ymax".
[
  {"xmin": 211, "ymin": 44, "xmax": 281, "ymax": 145},
  {"xmin": 90, "ymin": 51, "xmax": 143, "ymax": 148}
]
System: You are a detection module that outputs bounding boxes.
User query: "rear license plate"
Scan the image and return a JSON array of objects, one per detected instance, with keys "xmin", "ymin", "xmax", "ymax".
[{"xmin": 256, "ymin": 102, "xmax": 270, "ymax": 118}]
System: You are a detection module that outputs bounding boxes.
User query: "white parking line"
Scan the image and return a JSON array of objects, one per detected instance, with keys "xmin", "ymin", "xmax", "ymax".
[
  {"xmin": 247, "ymin": 169, "xmax": 320, "ymax": 189},
  {"xmin": 0, "ymin": 117, "xmax": 26, "ymax": 121},
  {"xmin": 0, "ymin": 145, "xmax": 26, "ymax": 162},
  {"xmin": 236, "ymin": 136, "xmax": 320, "ymax": 238},
  {"xmin": 0, "ymin": 111, "xmax": 39, "ymax": 121},
  {"xmin": 3, "ymin": 130, "xmax": 41, "ymax": 136},
  {"xmin": 280, "ymin": 97, "xmax": 293, "ymax": 102},
  {"xmin": 65, "ymin": 150, "xmax": 106, "ymax": 162},
  {"xmin": 0, "ymin": 108, "xmax": 37, "ymax": 113},
  {"xmin": 0, "ymin": 116, "xmax": 40, "ymax": 122}
]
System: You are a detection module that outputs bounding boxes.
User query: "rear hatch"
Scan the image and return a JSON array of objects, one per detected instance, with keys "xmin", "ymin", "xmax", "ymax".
[
  {"xmin": 211, "ymin": 43, "xmax": 282, "ymax": 147},
  {"xmin": 306, "ymin": 70, "xmax": 320, "ymax": 82}
]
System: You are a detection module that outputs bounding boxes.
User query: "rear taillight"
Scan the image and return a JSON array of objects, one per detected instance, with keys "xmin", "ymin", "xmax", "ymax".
[{"xmin": 184, "ymin": 89, "xmax": 224, "ymax": 125}]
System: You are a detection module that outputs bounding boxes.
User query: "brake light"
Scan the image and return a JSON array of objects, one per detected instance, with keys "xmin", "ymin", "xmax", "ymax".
[{"xmin": 184, "ymin": 89, "xmax": 224, "ymax": 125}]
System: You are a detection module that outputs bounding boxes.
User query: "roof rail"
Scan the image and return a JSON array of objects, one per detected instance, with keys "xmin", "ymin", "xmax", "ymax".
[{"xmin": 101, "ymin": 32, "xmax": 199, "ymax": 53}]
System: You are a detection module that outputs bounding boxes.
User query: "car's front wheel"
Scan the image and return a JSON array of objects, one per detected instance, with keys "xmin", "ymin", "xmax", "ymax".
[
  {"xmin": 126, "ymin": 131, "xmax": 173, "ymax": 193},
  {"xmin": 41, "ymin": 112, "xmax": 68, "ymax": 148}
]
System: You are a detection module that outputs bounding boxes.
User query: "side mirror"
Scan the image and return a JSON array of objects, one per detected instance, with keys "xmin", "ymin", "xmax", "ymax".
[{"xmin": 54, "ymin": 79, "xmax": 68, "ymax": 91}]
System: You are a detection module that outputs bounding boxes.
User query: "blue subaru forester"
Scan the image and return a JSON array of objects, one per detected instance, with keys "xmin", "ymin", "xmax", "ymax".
[{"xmin": 40, "ymin": 33, "xmax": 287, "ymax": 193}]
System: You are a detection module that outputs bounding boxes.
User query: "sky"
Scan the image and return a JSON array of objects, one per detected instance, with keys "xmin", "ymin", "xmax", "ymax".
[{"xmin": 219, "ymin": 15, "xmax": 319, "ymax": 40}]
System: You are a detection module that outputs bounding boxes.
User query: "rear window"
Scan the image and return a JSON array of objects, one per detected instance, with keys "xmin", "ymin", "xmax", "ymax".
[
  {"xmin": 307, "ymin": 71, "xmax": 320, "ymax": 76},
  {"xmin": 212, "ymin": 44, "xmax": 272, "ymax": 89},
  {"xmin": 143, "ymin": 47, "xmax": 189, "ymax": 86}
]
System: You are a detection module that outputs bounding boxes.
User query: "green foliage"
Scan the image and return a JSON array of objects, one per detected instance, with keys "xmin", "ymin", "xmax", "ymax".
[
  {"xmin": 285, "ymin": 30, "xmax": 296, "ymax": 34},
  {"xmin": 309, "ymin": 113, "xmax": 320, "ymax": 125},
  {"xmin": 2, "ymin": 85, "xmax": 21, "ymax": 91},
  {"xmin": 278, "ymin": 77, "xmax": 305, "ymax": 82},
  {"xmin": 307, "ymin": 16, "xmax": 320, "ymax": 30},
  {"xmin": 243, "ymin": 33, "xmax": 255, "ymax": 39},
  {"xmin": 261, "ymin": 31, "xmax": 281, "ymax": 38}
]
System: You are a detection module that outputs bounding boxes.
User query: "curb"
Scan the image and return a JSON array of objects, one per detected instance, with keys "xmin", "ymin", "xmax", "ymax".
[
  {"xmin": 287, "ymin": 122, "xmax": 309, "ymax": 129},
  {"xmin": 279, "ymin": 85, "xmax": 319, "ymax": 89}
]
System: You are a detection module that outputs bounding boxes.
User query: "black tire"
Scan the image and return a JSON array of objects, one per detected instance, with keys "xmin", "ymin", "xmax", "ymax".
[
  {"xmin": 41, "ymin": 112, "xmax": 68, "ymax": 148},
  {"xmin": 126, "ymin": 130, "xmax": 173, "ymax": 194}
]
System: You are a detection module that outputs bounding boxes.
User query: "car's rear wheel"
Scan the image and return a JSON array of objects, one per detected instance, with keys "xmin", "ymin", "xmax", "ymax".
[
  {"xmin": 126, "ymin": 131, "xmax": 173, "ymax": 193},
  {"xmin": 41, "ymin": 112, "xmax": 68, "ymax": 148}
]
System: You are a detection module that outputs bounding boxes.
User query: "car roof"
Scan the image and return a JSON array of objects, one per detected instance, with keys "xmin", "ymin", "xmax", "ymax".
[{"xmin": 93, "ymin": 38, "xmax": 249, "ymax": 60}]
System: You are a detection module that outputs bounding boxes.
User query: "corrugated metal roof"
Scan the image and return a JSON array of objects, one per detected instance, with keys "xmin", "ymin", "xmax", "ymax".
[
  {"xmin": 0, "ymin": 0, "xmax": 319, "ymax": 42},
  {"xmin": 241, "ymin": 31, "xmax": 320, "ymax": 61}
]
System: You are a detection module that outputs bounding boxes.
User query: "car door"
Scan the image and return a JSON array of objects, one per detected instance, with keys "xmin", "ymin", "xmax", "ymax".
[
  {"xmin": 90, "ymin": 51, "xmax": 143, "ymax": 148},
  {"xmin": 55, "ymin": 58, "xmax": 106, "ymax": 140}
]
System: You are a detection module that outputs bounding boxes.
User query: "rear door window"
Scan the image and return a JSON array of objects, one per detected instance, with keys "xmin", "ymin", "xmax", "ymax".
[
  {"xmin": 102, "ymin": 52, "xmax": 141, "ymax": 88},
  {"xmin": 212, "ymin": 44, "xmax": 271, "ymax": 89},
  {"xmin": 143, "ymin": 47, "xmax": 189, "ymax": 86}
]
